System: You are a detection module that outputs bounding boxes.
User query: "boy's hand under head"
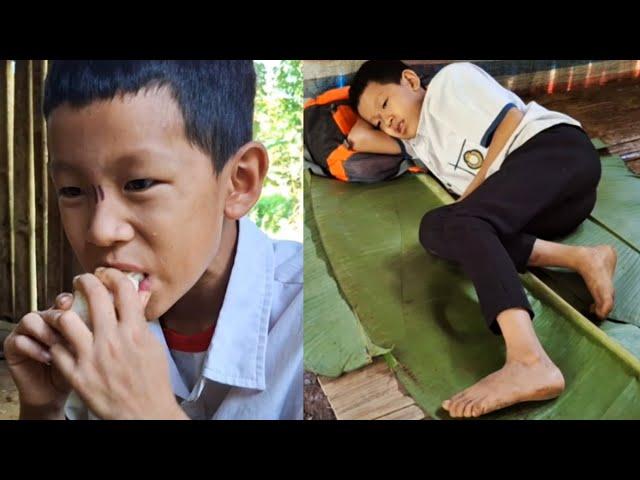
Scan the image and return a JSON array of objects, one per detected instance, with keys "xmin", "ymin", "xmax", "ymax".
[{"xmin": 353, "ymin": 68, "xmax": 425, "ymax": 140}]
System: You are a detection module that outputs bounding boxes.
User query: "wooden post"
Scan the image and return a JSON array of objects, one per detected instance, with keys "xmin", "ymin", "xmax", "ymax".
[
  {"xmin": 0, "ymin": 61, "xmax": 14, "ymax": 321},
  {"xmin": 12, "ymin": 60, "xmax": 37, "ymax": 319},
  {"xmin": 32, "ymin": 60, "xmax": 47, "ymax": 310}
]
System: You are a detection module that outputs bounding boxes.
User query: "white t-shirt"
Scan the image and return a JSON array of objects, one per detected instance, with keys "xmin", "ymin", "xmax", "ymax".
[{"xmin": 402, "ymin": 62, "xmax": 582, "ymax": 196}]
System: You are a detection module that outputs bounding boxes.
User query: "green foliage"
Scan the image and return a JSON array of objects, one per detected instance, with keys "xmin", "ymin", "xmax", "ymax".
[
  {"xmin": 249, "ymin": 60, "xmax": 302, "ymax": 240},
  {"xmin": 251, "ymin": 194, "xmax": 295, "ymax": 234}
]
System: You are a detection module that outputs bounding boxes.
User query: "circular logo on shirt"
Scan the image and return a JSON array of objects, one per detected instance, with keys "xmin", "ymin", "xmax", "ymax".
[{"xmin": 463, "ymin": 150, "xmax": 484, "ymax": 169}]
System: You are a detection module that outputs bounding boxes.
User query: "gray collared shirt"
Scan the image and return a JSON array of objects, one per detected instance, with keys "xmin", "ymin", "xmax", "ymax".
[{"xmin": 65, "ymin": 216, "xmax": 303, "ymax": 420}]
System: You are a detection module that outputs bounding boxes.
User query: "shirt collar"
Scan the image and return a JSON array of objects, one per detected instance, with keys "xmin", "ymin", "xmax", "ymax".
[
  {"xmin": 414, "ymin": 89, "xmax": 429, "ymax": 140},
  {"xmin": 148, "ymin": 216, "xmax": 274, "ymax": 398}
]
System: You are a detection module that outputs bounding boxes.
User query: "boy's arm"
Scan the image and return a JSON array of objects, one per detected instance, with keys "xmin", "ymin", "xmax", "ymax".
[
  {"xmin": 459, "ymin": 106, "xmax": 523, "ymax": 201},
  {"xmin": 347, "ymin": 117, "xmax": 403, "ymax": 155}
]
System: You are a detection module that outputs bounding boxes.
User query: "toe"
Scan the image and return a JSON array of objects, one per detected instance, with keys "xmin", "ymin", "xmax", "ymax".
[
  {"xmin": 471, "ymin": 401, "xmax": 485, "ymax": 417},
  {"xmin": 597, "ymin": 299, "xmax": 613, "ymax": 319},
  {"xmin": 468, "ymin": 396, "xmax": 488, "ymax": 417},
  {"xmin": 446, "ymin": 390, "xmax": 468, "ymax": 412},
  {"xmin": 462, "ymin": 397, "xmax": 478, "ymax": 418},
  {"xmin": 446, "ymin": 398, "xmax": 462, "ymax": 417},
  {"xmin": 474, "ymin": 398, "xmax": 491, "ymax": 417},
  {"xmin": 451, "ymin": 395, "xmax": 471, "ymax": 418}
]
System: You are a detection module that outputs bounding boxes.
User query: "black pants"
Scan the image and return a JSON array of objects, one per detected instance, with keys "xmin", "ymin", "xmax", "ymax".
[{"xmin": 419, "ymin": 124, "xmax": 602, "ymax": 334}]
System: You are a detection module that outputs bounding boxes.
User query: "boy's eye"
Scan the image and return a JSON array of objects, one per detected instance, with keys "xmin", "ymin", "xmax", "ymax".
[
  {"xmin": 125, "ymin": 179, "xmax": 156, "ymax": 192},
  {"xmin": 58, "ymin": 187, "xmax": 83, "ymax": 198},
  {"xmin": 382, "ymin": 99, "xmax": 388, "ymax": 109}
]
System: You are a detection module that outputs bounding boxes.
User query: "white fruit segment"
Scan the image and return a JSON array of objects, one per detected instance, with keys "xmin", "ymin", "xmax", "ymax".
[{"xmin": 71, "ymin": 271, "xmax": 144, "ymax": 326}]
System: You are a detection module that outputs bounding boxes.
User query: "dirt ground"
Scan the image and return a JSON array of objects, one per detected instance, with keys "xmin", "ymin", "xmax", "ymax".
[
  {"xmin": 0, "ymin": 361, "xmax": 20, "ymax": 420},
  {"xmin": 304, "ymin": 371, "xmax": 335, "ymax": 420}
]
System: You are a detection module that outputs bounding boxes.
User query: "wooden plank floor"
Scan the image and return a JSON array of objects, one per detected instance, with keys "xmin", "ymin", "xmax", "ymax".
[{"xmin": 318, "ymin": 359, "xmax": 428, "ymax": 420}]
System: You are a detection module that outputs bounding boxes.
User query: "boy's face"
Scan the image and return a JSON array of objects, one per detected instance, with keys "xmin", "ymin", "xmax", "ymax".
[
  {"xmin": 356, "ymin": 69, "xmax": 425, "ymax": 139},
  {"xmin": 47, "ymin": 87, "xmax": 235, "ymax": 321}
]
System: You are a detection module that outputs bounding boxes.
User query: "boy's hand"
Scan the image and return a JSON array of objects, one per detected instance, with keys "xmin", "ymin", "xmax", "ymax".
[
  {"xmin": 3, "ymin": 293, "xmax": 75, "ymax": 419},
  {"xmin": 43, "ymin": 268, "xmax": 187, "ymax": 420}
]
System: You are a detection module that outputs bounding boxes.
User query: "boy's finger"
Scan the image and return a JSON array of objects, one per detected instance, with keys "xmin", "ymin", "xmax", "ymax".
[
  {"xmin": 49, "ymin": 342, "xmax": 78, "ymax": 386},
  {"xmin": 94, "ymin": 268, "xmax": 143, "ymax": 327},
  {"xmin": 54, "ymin": 293, "xmax": 74, "ymax": 310},
  {"xmin": 73, "ymin": 273, "xmax": 118, "ymax": 337},
  {"xmin": 8, "ymin": 334, "xmax": 52, "ymax": 365},
  {"xmin": 16, "ymin": 312, "xmax": 64, "ymax": 347},
  {"xmin": 42, "ymin": 310, "xmax": 93, "ymax": 359}
]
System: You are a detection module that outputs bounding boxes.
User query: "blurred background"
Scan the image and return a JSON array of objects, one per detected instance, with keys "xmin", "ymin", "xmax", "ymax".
[{"xmin": 251, "ymin": 60, "xmax": 302, "ymax": 242}]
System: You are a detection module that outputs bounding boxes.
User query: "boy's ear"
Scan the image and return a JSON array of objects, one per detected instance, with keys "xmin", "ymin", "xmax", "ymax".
[
  {"xmin": 223, "ymin": 141, "xmax": 269, "ymax": 220},
  {"xmin": 401, "ymin": 69, "xmax": 422, "ymax": 91}
]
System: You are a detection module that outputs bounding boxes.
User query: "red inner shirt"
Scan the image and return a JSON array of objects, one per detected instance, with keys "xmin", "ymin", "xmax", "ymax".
[{"xmin": 160, "ymin": 319, "xmax": 215, "ymax": 353}]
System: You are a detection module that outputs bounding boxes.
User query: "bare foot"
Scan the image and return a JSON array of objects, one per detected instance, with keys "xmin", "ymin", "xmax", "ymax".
[
  {"xmin": 442, "ymin": 357, "xmax": 565, "ymax": 418},
  {"xmin": 577, "ymin": 245, "xmax": 617, "ymax": 319}
]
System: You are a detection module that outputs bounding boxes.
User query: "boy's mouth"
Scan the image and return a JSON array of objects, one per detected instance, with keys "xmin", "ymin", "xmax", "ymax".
[
  {"xmin": 98, "ymin": 263, "xmax": 151, "ymax": 292},
  {"xmin": 126, "ymin": 271, "xmax": 151, "ymax": 292},
  {"xmin": 72, "ymin": 269, "xmax": 151, "ymax": 327},
  {"xmin": 395, "ymin": 120, "xmax": 405, "ymax": 136}
]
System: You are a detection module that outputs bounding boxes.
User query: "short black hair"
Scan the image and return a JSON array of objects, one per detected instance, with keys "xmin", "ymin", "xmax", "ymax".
[
  {"xmin": 349, "ymin": 60, "xmax": 413, "ymax": 113},
  {"xmin": 43, "ymin": 60, "xmax": 256, "ymax": 173}
]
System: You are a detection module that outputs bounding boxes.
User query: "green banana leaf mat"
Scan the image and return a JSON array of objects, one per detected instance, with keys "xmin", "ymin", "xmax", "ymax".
[{"xmin": 304, "ymin": 145, "xmax": 640, "ymax": 419}]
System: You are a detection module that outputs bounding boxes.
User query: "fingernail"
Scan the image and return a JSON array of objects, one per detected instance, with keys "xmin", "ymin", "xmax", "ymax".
[
  {"xmin": 95, "ymin": 267, "xmax": 105, "ymax": 275},
  {"xmin": 42, "ymin": 350, "xmax": 52, "ymax": 363},
  {"xmin": 59, "ymin": 293, "xmax": 72, "ymax": 304}
]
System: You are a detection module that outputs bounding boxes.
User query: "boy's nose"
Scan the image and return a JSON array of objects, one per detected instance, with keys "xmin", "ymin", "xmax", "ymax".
[
  {"xmin": 384, "ymin": 115, "xmax": 394, "ymax": 128},
  {"xmin": 85, "ymin": 200, "xmax": 135, "ymax": 247}
]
